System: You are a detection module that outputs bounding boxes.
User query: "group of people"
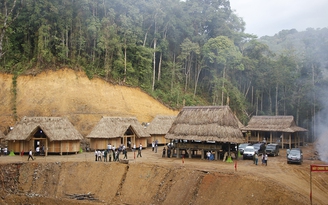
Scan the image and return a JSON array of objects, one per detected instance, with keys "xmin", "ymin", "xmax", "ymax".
[
  {"xmin": 254, "ymin": 152, "xmax": 268, "ymax": 166},
  {"xmin": 162, "ymin": 146, "xmax": 172, "ymax": 158},
  {"xmin": 0, "ymin": 147, "xmax": 8, "ymax": 156},
  {"xmin": 206, "ymin": 151, "xmax": 215, "ymax": 161},
  {"xmin": 94, "ymin": 143, "xmax": 144, "ymax": 162}
]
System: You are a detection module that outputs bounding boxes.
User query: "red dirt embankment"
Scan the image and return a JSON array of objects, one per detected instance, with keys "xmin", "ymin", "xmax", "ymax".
[{"xmin": 0, "ymin": 146, "xmax": 327, "ymax": 205}]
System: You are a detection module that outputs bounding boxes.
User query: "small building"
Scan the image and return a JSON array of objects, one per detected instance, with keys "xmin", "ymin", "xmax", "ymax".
[
  {"xmin": 165, "ymin": 106, "xmax": 245, "ymax": 160},
  {"xmin": 241, "ymin": 115, "xmax": 308, "ymax": 149},
  {"xmin": 5, "ymin": 117, "xmax": 84, "ymax": 156},
  {"xmin": 146, "ymin": 115, "xmax": 176, "ymax": 146},
  {"xmin": 86, "ymin": 117, "xmax": 150, "ymax": 150}
]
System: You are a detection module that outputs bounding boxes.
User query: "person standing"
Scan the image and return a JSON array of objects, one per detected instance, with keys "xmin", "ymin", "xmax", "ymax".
[
  {"xmin": 95, "ymin": 149, "xmax": 98, "ymax": 161},
  {"xmin": 162, "ymin": 147, "xmax": 166, "ymax": 157},
  {"xmin": 137, "ymin": 143, "xmax": 142, "ymax": 157},
  {"xmin": 97, "ymin": 150, "xmax": 102, "ymax": 161},
  {"xmin": 206, "ymin": 151, "xmax": 211, "ymax": 160},
  {"xmin": 254, "ymin": 152, "xmax": 259, "ymax": 165},
  {"xmin": 36, "ymin": 146, "xmax": 40, "ymax": 156},
  {"xmin": 108, "ymin": 148, "xmax": 112, "ymax": 162},
  {"xmin": 261, "ymin": 154, "xmax": 265, "ymax": 165},
  {"xmin": 115, "ymin": 149, "xmax": 119, "ymax": 161},
  {"xmin": 264, "ymin": 154, "xmax": 268, "ymax": 166},
  {"xmin": 123, "ymin": 147, "xmax": 128, "ymax": 159},
  {"xmin": 152, "ymin": 141, "xmax": 155, "ymax": 151},
  {"xmin": 28, "ymin": 149, "xmax": 34, "ymax": 161},
  {"xmin": 107, "ymin": 143, "xmax": 111, "ymax": 153}
]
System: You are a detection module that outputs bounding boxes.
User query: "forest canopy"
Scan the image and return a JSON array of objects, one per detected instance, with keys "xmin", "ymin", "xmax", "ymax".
[{"xmin": 0, "ymin": 0, "xmax": 327, "ymax": 140}]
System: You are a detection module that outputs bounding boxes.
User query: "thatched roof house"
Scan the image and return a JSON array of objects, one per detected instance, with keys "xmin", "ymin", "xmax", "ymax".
[
  {"xmin": 86, "ymin": 117, "xmax": 150, "ymax": 150},
  {"xmin": 242, "ymin": 116, "xmax": 307, "ymax": 133},
  {"xmin": 241, "ymin": 116, "xmax": 307, "ymax": 148},
  {"xmin": 146, "ymin": 115, "xmax": 176, "ymax": 145},
  {"xmin": 165, "ymin": 106, "xmax": 244, "ymax": 143},
  {"xmin": 6, "ymin": 117, "xmax": 84, "ymax": 155}
]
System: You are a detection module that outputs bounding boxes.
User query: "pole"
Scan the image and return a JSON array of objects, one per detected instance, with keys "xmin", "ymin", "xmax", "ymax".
[{"xmin": 310, "ymin": 166, "xmax": 312, "ymax": 205}]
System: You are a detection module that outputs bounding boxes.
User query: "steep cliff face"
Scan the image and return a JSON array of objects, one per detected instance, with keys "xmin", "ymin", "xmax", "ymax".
[{"xmin": 0, "ymin": 69, "xmax": 178, "ymax": 136}]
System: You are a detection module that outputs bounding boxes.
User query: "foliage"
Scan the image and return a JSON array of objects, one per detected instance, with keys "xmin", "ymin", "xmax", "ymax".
[{"xmin": 0, "ymin": 0, "xmax": 327, "ymax": 140}]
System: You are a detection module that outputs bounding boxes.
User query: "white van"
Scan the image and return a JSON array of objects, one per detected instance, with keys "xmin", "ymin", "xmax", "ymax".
[{"xmin": 243, "ymin": 146, "xmax": 255, "ymax": 160}]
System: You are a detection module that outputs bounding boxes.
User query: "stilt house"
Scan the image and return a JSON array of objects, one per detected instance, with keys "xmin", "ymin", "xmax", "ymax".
[
  {"xmin": 241, "ymin": 116, "xmax": 308, "ymax": 149},
  {"xmin": 165, "ymin": 106, "xmax": 245, "ymax": 160}
]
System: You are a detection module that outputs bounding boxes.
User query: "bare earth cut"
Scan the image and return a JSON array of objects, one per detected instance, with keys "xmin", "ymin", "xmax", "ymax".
[{"xmin": 0, "ymin": 144, "xmax": 327, "ymax": 205}]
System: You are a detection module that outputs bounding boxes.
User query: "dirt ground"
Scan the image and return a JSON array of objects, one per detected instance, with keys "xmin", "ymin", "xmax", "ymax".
[{"xmin": 0, "ymin": 144, "xmax": 327, "ymax": 205}]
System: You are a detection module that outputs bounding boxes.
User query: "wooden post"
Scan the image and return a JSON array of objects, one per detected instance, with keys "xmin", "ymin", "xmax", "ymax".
[
  {"xmin": 45, "ymin": 138, "xmax": 48, "ymax": 157},
  {"xmin": 60, "ymin": 141, "xmax": 62, "ymax": 156}
]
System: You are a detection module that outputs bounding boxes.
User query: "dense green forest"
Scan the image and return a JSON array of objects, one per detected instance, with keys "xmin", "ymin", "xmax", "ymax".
[{"xmin": 0, "ymin": 0, "xmax": 327, "ymax": 140}]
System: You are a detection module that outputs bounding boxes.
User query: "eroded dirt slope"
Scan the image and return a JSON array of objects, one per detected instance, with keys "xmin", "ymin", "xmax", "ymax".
[
  {"xmin": 0, "ymin": 145, "xmax": 327, "ymax": 205},
  {"xmin": 0, "ymin": 69, "xmax": 178, "ymax": 136}
]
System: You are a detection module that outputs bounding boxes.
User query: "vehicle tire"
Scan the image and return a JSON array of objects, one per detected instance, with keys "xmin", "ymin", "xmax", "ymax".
[{"xmin": 287, "ymin": 161, "xmax": 289, "ymax": 164}]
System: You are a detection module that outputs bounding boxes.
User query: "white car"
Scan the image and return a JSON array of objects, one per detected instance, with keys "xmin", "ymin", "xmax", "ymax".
[{"xmin": 243, "ymin": 146, "xmax": 255, "ymax": 160}]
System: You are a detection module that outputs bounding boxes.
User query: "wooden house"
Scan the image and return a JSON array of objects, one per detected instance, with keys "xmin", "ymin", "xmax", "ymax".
[
  {"xmin": 146, "ymin": 115, "xmax": 176, "ymax": 146},
  {"xmin": 241, "ymin": 116, "xmax": 308, "ymax": 149},
  {"xmin": 165, "ymin": 106, "xmax": 245, "ymax": 160},
  {"xmin": 5, "ymin": 117, "xmax": 84, "ymax": 156},
  {"xmin": 86, "ymin": 117, "xmax": 150, "ymax": 150}
]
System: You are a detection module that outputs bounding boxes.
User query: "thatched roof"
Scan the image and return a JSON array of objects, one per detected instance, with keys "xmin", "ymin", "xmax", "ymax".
[
  {"xmin": 86, "ymin": 117, "xmax": 150, "ymax": 139},
  {"xmin": 5, "ymin": 117, "xmax": 84, "ymax": 141},
  {"xmin": 241, "ymin": 116, "xmax": 308, "ymax": 133},
  {"xmin": 165, "ymin": 106, "xmax": 245, "ymax": 143},
  {"xmin": 146, "ymin": 115, "xmax": 176, "ymax": 135}
]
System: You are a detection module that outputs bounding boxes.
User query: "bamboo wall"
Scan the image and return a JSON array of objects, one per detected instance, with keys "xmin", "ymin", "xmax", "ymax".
[{"xmin": 7, "ymin": 140, "xmax": 81, "ymax": 154}]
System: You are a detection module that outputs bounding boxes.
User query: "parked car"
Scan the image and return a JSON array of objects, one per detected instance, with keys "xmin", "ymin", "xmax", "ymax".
[
  {"xmin": 287, "ymin": 148, "xmax": 303, "ymax": 165},
  {"xmin": 252, "ymin": 143, "xmax": 266, "ymax": 155},
  {"xmin": 243, "ymin": 146, "xmax": 256, "ymax": 160},
  {"xmin": 265, "ymin": 144, "xmax": 280, "ymax": 156},
  {"xmin": 238, "ymin": 143, "xmax": 251, "ymax": 155}
]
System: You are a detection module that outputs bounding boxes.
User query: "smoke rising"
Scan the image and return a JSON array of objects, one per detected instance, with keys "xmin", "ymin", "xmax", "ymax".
[{"xmin": 315, "ymin": 91, "xmax": 328, "ymax": 163}]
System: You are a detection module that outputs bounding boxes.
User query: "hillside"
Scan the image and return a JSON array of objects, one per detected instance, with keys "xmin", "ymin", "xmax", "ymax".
[{"xmin": 0, "ymin": 69, "xmax": 178, "ymax": 136}]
